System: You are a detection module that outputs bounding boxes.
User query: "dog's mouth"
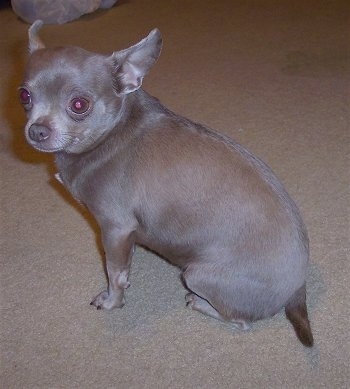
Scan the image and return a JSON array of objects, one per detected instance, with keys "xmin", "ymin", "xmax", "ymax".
[{"xmin": 27, "ymin": 142, "xmax": 64, "ymax": 153}]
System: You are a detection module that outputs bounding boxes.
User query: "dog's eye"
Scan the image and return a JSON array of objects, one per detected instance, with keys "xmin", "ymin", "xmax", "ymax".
[
  {"xmin": 70, "ymin": 98, "xmax": 89, "ymax": 114},
  {"xmin": 19, "ymin": 88, "xmax": 32, "ymax": 107}
]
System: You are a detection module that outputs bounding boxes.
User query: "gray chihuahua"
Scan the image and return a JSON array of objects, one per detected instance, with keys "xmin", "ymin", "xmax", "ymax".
[{"xmin": 20, "ymin": 21, "xmax": 313, "ymax": 347}]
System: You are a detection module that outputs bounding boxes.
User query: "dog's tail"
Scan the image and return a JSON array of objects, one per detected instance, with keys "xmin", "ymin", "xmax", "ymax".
[{"xmin": 285, "ymin": 284, "xmax": 314, "ymax": 347}]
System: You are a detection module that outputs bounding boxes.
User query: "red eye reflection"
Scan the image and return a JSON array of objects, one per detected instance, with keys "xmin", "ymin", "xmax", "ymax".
[
  {"xmin": 19, "ymin": 88, "xmax": 31, "ymax": 106},
  {"xmin": 70, "ymin": 97, "xmax": 89, "ymax": 114}
]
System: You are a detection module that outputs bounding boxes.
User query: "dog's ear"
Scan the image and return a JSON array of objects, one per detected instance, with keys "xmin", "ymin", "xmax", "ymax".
[
  {"xmin": 110, "ymin": 29, "xmax": 162, "ymax": 94},
  {"xmin": 28, "ymin": 20, "xmax": 45, "ymax": 54}
]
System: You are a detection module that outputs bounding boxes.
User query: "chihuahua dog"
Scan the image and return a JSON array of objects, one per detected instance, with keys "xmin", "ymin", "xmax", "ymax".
[{"xmin": 20, "ymin": 21, "xmax": 313, "ymax": 347}]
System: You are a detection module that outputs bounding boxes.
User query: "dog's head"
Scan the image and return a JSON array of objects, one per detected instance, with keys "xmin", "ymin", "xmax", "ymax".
[{"xmin": 19, "ymin": 21, "xmax": 162, "ymax": 153}]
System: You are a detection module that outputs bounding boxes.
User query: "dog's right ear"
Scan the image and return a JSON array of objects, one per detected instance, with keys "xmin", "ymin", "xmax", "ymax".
[{"xmin": 28, "ymin": 20, "xmax": 45, "ymax": 54}]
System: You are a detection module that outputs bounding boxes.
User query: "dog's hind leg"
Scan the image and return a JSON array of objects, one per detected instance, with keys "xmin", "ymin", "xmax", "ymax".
[
  {"xmin": 185, "ymin": 292, "xmax": 251, "ymax": 330},
  {"xmin": 185, "ymin": 292, "xmax": 223, "ymax": 320},
  {"xmin": 182, "ymin": 264, "xmax": 251, "ymax": 330}
]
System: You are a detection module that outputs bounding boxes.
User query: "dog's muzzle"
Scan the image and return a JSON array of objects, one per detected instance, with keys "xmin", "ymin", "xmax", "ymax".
[{"xmin": 28, "ymin": 124, "xmax": 51, "ymax": 143}]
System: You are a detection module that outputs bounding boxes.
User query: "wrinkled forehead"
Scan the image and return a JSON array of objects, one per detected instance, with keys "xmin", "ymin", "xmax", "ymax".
[{"xmin": 24, "ymin": 47, "xmax": 110, "ymax": 92}]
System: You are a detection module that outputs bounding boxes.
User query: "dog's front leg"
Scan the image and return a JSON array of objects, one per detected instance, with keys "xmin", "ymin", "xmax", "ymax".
[{"xmin": 91, "ymin": 226, "xmax": 135, "ymax": 310}]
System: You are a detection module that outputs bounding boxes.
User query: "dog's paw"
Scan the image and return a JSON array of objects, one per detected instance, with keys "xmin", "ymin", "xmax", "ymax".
[
  {"xmin": 90, "ymin": 290, "xmax": 125, "ymax": 310},
  {"xmin": 185, "ymin": 292, "xmax": 197, "ymax": 306}
]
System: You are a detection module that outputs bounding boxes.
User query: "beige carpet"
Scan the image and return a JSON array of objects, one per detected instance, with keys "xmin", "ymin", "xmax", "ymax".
[{"xmin": 1, "ymin": 1, "xmax": 349, "ymax": 387}]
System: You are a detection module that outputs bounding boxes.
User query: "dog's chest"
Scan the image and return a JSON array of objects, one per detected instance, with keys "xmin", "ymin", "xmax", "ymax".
[
  {"xmin": 54, "ymin": 152, "xmax": 92, "ymax": 203},
  {"xmin": 54, "ymin": 150, "xmax": 130, "ymax": 210}
]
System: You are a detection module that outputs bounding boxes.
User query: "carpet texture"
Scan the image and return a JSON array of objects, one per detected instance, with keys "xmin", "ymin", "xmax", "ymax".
[{"xmin": 1, "ymin": 1, "xmax": 349, "ymax": 388}]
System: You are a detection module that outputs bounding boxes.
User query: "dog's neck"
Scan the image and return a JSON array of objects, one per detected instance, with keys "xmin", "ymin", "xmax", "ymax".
[{"xmin": 54, "ymin": 88, "xmax": 167, "ymax": 196}]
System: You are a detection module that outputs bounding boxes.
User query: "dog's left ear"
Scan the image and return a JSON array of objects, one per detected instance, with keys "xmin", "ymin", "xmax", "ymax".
[
  {"xmin": 110, "ymin": 29, "xmax": 162, "ymax": 95},
  {"xmin": 28, "ymin": 20, "xmax": 45, "ymax": 54}
]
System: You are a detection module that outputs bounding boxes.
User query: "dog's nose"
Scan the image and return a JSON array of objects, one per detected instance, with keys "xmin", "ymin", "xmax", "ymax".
[{"xmin": 28, "ymin": 124, "xmax": 51, "ymax": 142}]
